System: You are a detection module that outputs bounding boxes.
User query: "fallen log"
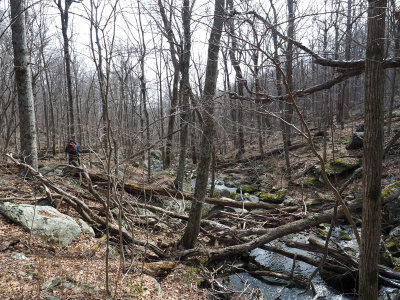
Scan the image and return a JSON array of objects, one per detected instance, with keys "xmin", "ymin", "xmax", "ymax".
[
  {"xmin": 286, "ymin": 237, "xmax": 400, "ymax": 283},
  {"xmin": 88, "ymin": 173, "xmax": 279, "ymax": 211},
  {"xmin": 178, "ymin": 187, "xmax": 400, "ymax": 260}
]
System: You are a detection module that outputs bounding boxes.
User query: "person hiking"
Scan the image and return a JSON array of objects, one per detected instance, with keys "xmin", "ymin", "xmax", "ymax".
[{"xmin": 65, "ymin": 139, "xmax": 80, "ymax": 166}]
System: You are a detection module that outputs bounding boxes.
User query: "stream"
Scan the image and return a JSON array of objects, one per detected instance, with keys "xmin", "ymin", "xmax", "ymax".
[
  {"xmin": 226, "ymin": 226, "xmax": 399, "ymax": 299},
  {"xmin": 190, "ymin": 177, "xmax": 400, "ymax": 299}
]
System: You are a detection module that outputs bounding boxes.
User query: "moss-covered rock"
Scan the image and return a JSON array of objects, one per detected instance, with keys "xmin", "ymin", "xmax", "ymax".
[
  {"xmin": 381, "ymin": 181, "xmax": 400, "ymax": 198},
  {"xmin": 257, "ymin": 192, "xmax": 284, "ymax": 204},
  {"xmin": 384, "ymin": 235, "xmax": 400, "ymax": 258},
  {"xmin": 382, "ymin": 182, "xmax": 400, "ymax": 225},
  {"xmin": 229, "ymin": 192, "xmax": 237, "ymax": 199},
  {"xmin": 314, "ymin": 159, "xmax": 360, "ymax": 178},
  {"xmin": 299, "ymin": 177, "xmax": 316, "ymax": 187},
  {"xmin": 346, "ymin": 132, "xmax": 364, "ymax": 150},
  {"xmin": 256, "ymin": 188, "xmax": 287, "ymax": 204},
  {"xmin": 211, "ymin": 188, "xmax": 232, "ymax": 198},
  {"xmin": 339, "ymin": 231, "xmax": 352, "ymax": 241},
  {"xmin": 237, "ymin": 184, "xmax": 258, "ymax": 194},
  {"xmin": 318, "ymin": 228, "xmax": 328, "ymax": 236},
  {"xmin": 380, "ymin": 239, "xmax": 395, "ymax": 267},
  {"xmin": 276, "ymin": 188, "xmax": 287, "ymax": 199},
  {"xmin": 305, "ymin": 198, "xmax": 323, "ymax": 210}
]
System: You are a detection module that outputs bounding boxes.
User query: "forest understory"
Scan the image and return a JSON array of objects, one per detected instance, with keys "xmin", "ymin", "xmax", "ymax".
[{"xmin": 2, "ymin": 110, "xmax": 400, "ymax": 299}]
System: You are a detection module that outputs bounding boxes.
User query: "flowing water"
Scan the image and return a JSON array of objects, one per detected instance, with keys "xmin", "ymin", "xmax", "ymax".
[{"xmin": 188, "ymin": 177, "xmax": 399, "ymax": 299}]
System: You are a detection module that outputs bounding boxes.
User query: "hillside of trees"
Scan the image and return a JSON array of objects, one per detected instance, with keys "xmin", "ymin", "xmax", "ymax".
[{"xmin": 1, "ymin": 0, "xmax": 400, "ymax": 299}]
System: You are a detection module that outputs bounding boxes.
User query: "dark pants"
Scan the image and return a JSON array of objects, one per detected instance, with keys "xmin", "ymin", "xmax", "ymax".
[{"xmin": 68, "ymin": 153, "xmax": 80, "ymax": 166}]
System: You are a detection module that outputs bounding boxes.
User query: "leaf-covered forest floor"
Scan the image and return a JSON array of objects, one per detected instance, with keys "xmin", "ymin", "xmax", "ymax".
[{"xmin": 1, "ymin": 110, "xmax": 400, "ymax": 299}]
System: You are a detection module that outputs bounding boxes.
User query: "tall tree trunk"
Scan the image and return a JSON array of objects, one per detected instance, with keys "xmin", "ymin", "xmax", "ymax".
[
  {"xmin": 282, "ymin": 0, "xmax": 295, "ymax": 175},
  {"xmin": 164, "ymin": 71, "xmax": 179, "ymax": 168},
  {"xmin": 56, "ymin": 0, "xmax": 75, "ymax": 139},
  {"xmin": 359, "ymin": 0, "xmax": 387, "ymax": 298},
  {"xmin": 174, "ymin": 0, "xmax": 192, "ymax": 190},
  {"xmin": 181, "ymin": 0, "xmax": 224, "ymax": 249},
  {"xmin": 227, "ymin": 0, "xmax": 245, "ymax": 158},
  {"xmin": 10, "ymin": 0, "xmax": 38, "ymax": 170},
  {"xmin": 387, "ymin": 0, "xmax": 400, "ymax": 136},
  {"xmin": 269, "ymin": 0, "xmax": 289, "ymax": 171},
  {"xmin": 89, "ymin": 0, "xmax": 108, "ymax": 152},
  {"xmin": 337, "ymin": 0, "xmax": 353, "ymax": 127},
  {"xmin": 158, "ymin": 0, "xmax": 181, "ymax": 169},
  {"xmin": 251, "ymin": 29, "xmax": 264, "ymax": 158}
]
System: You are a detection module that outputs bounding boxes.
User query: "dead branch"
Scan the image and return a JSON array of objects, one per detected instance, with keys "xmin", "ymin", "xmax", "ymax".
[
  {"xmin": 87, "ymin": 172, "xmax": 279, "ymax": 210},
  {"xmin": 6, "ymin": 154, "xmax": 166, "ymax": 258}
]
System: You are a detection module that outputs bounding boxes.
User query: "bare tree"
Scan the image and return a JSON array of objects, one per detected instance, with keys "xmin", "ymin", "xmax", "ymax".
[
  {"xmin": 181, "ymin": 0, "xmax": 225, "ymax": 249},
  {"xmin": 174, "ymin": 0, "xmax": 193, "ymax": 190},
  {"xmin": 55, "ymin": 0, "xmax": 80, "ymax": 139},
  {"xmin": 10, "ymin": 0, "xmax": 38, "ymax": 170},
  {"xmin": 157, "ymin": 0, "xmax": 181, "ymax": 169}
]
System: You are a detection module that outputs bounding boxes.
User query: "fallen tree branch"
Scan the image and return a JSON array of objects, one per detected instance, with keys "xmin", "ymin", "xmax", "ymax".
[
  {"xmin": 87, "ymin": 172, "xmax": 279, "ymax": 211},
  {"xmin": 6, "ymin": 154, "xmax": 166, "ymax": 258}
]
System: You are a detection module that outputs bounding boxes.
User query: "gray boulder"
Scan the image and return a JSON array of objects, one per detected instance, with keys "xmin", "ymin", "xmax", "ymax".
[
  {"xmin": 78, "ymin": 219, "xmax": 95, "ymax": 237},
  {"xmin": 382, "ymin": 182, "xmax": 400, "ymax": 224},
  {"xmin": 0, "ymin": 202, "xmax": 81, "ymax": 247},
  {"xmin": 346, "ymin": 132, "xmax": 364, "ymax": 150}
]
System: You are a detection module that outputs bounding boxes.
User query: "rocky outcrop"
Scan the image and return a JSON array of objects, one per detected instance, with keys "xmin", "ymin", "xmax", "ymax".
[{"xmin": 0, "ymin": 202, "xmax": 81, "ymax": 247}]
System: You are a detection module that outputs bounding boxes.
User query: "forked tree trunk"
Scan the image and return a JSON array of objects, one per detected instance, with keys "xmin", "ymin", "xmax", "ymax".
[
  {"xmin": 181, "ymin": 0, "xmax": 225, "ymax": 249},
  {"xmin": 10, "ymin": 0, "xmax": 38, "ymax": 170},
  {"xmin": 359, "ymin": 0, "xmax": 387, "ymax": 298}
]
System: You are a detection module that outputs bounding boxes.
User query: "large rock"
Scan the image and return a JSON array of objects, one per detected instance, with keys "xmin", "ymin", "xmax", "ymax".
[
  {"xmin": 0, "ymin": 202, "xmax": 81, "ymax": 247},
  {"xmin": 382, "ymin": 182, "xmax": 400, "ymax": 225},
  {"xmin": 346, "ymin": 132, "xmax": 364, "ymax": 150},
  {"xmin": 314, "ymin": 158, "xmax": 360, "ymax": 178}
]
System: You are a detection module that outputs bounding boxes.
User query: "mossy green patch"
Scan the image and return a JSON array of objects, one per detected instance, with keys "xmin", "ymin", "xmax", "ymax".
[
  {"xmin": 318, "ymin": 228, "xmax": 328, "ymax": 236},
  {"xmin": 277, "ymin": 188, "xmax": 287, "ymax": 199},
  {"xmin": 315, "ymin": 159, "xmax": 359, "ymax": 177},
  {"xmin": 258, "ymin": 193, "xmax": 284, "ymax": 204},
  {"xmin": 339, "ymin": 231, "xmax": 352, "ymax": 241},
  {"xmin": 237, "ymin": 184, "xmax": 258, "ymax": 194},
  {"xmin": 381, "ymin": 181, "xmax": 400, "ymax": 198}
]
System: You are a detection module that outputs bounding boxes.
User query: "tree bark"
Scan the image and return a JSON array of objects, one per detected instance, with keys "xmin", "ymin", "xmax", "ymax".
[
  {"xmin": 174, "ymin": 0, "xmax": 192, "ymax": 190},
  {"xmin": 158, "ymin": 0, "xmax": 181, "ymax": 169},
  {"xmin": 56, "ymin": 0, "xmax": 75, "ymax": 139},
  {"xmin": 359, "ymin": 0, "xmax": 387, "ymax": 298},
  {"xmin": 227, "ymin": 0, "xmax": 245, "ymax": 158},
  {"xmin": 181, "ymin": 0, "xmax": 225, "ymax": 249},
  {"xmin": 10, "ymin": 0, "xmax": 38, "ymax": 170}
]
